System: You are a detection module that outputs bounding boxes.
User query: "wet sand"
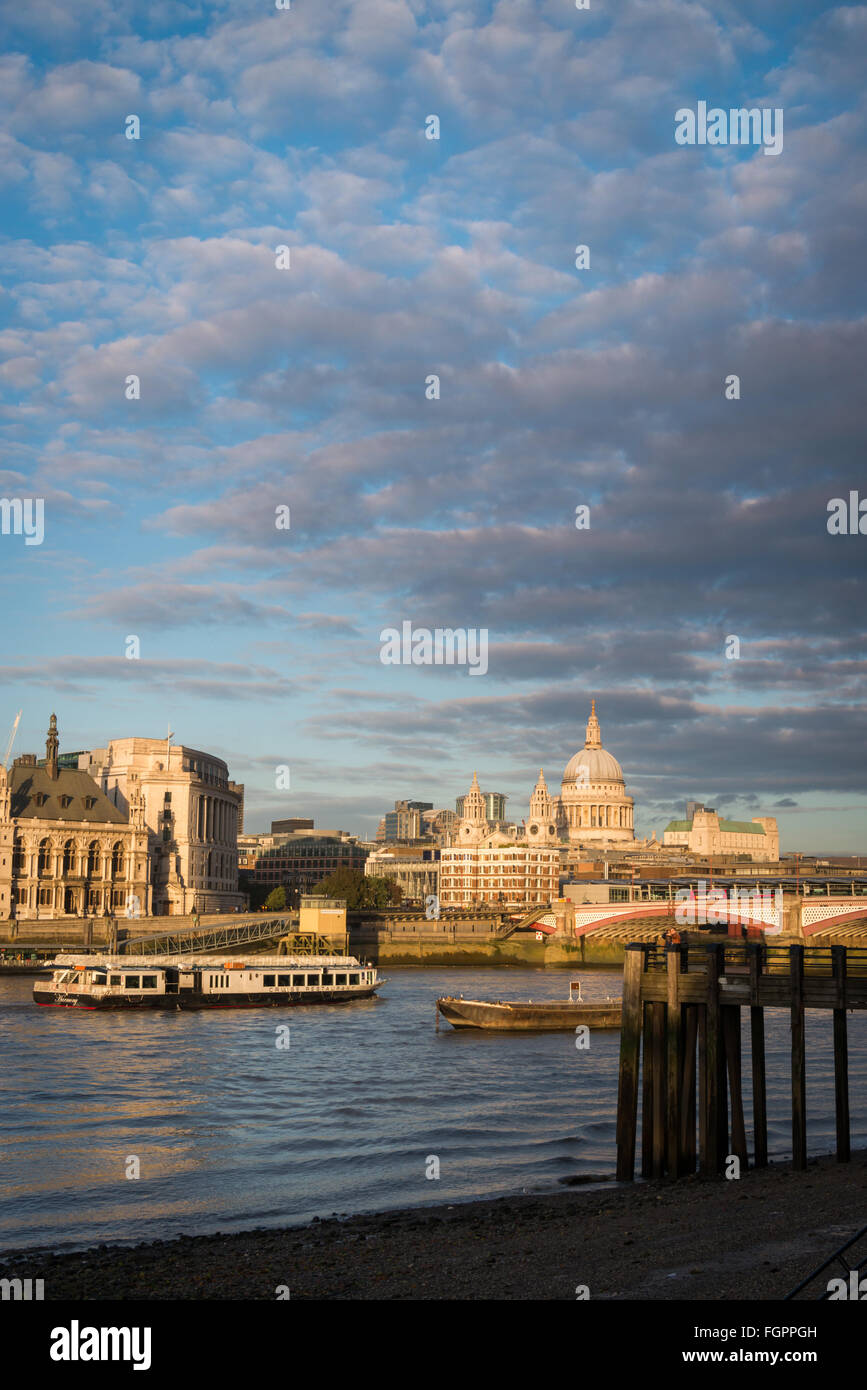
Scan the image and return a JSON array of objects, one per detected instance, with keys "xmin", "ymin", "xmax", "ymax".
[{"xmin": 2, "ymin": 1150, "xmax": 864, "ymax": 1300}]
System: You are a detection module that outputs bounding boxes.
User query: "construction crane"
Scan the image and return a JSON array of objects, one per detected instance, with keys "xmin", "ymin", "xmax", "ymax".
[{"xmin": 3, "ymin": 711, "xmax": 22, "ymax": 769}]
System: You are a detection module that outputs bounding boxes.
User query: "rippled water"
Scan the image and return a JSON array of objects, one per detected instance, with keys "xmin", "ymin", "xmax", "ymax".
[{"xmin": 1, "ymin": 968, "xmax": 864, "ymax": 1253}]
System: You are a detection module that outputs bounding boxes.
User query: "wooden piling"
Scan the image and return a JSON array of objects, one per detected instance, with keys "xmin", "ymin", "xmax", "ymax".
[
  {"xmin": 650, "ymin": 1001, "xmax": 666, "ymax": 1178},
  {"xmin": 615, "ymin": 948, "xmax": 642, "ymax": 1181},
  {"xmin": 614, "ymin": 940, "xmax": 864, "ymax": 1184},
  {"xmin": 790, "ymin": 945, "xmax": 807, "ymax": 1170},
  {"xmin": 750, "ymin": 1004, "xmax": 768, "ymax": 1168},
  {"xmin": 723, "ymin": 1006, "xmax": 748, "ymax": 1170},
  {"xmin": 832, "ymin": 945, "xmax": 850, "ymax": 1163},
  {"xmin": 679, "ymin": 1005, "xmax": 698, "ymax": 1173},
  {"xmin": 666, "ymin": 950, "xmax": 684, "ymax": 1177},
  {"xmin": 700, "ymin": 947, "xmax": 722, "ymax": 1175},
  {"xmin": 641, "ymin": 1000, "xmax": 653, "ymax": 1178},
  {"xmin": 748, "ymin": 944, "xmax": 768, "ymax": 1168},
  {"xmin": 697, "ymin": 1000, "xmax": 708, "ymax": 1172}
]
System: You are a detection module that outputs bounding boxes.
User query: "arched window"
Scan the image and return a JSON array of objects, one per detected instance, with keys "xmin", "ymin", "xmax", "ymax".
[
  {"xmin": 111, "ymin": 842, "xmax": 124, "ymax": 878},
  {"xmin": 38, "ymin": 838, "xmax": 51, "ymax": 876},
  {"xmin": 63, "ymin": 839, "xmax": 75, "ymax": 873},
  {"xmin": 87, "ymin": 841, "xmax": 100, "ymax": 875}
]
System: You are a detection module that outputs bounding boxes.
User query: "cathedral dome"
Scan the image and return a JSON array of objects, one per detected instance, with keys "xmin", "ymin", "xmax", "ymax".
[
  {"xmin": 563, "ymin": 746, "xmax": 624, "ymax": 784},
  {"xmin": 556, "ymin": 700, "xmax": 635, "ymax": 845},
  {"xmin": 562, "ymin": 697, "xmax": 624, "ymax": 783}
]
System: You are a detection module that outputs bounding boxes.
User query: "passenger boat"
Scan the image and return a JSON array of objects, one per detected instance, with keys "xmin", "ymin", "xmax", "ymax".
[
  {"xmin": 436, "ymin": 979, "xmax": 621, "ymax": 1031},
  {"xmin": 33, "ymin": 953, "xmax": 384, "ymax": 1010}
]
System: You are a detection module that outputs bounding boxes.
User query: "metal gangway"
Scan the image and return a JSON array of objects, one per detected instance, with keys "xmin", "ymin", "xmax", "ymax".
[{"xmin": 119, "ymin": 913, "xmax": 296, "ymax": 957}]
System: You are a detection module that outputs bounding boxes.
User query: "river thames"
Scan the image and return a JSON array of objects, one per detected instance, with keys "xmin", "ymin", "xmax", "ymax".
[{"xmin": 1, "ymin": 967, "xmax": 865, "ymax": 1254}]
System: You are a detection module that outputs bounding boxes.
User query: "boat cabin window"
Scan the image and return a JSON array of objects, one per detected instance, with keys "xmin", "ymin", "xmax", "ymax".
[
  {"xmin": 349, "ymin": 974, "xmax": 359, "ymax": 985},
  {"xmin": 335, "ymin": 974, "xmax": 347, "ymax": 985},
  {"xmin": 277, "ymin": 975, "xmax": 291, "ymax": 987},
  {"xmin": 322, "ymin": 973, "xmax": 333, "ymax": 985},
  {"xmin": 110, "ymin": 975, "xmax": 122, "ymax": 986},
  {"xmin": 263, "ymin": 974, "xmax": 275, "ymax": 987},
  {"xmin": 306, "ymin": 974, "xmax": 319, "ymax": 986},
  {"xmin": 292, "ymin": 974, "xmax": 305, "ymax": 986},
  {"xmin": 142, "ymin": 976, "xmax": 158, "ymax": 989},
  {"xmin": 91, "ymin": 973, "xmax": 107, "ymax": 986},
  {"xmin": 125, "ymin": 976, "xmax": 140, "ymax": 989}
]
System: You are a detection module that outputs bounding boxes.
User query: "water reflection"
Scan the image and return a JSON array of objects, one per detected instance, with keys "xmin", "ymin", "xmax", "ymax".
[{"xmin": 0, "ymin": 968, "xmax": 864, "ymax": 1253}]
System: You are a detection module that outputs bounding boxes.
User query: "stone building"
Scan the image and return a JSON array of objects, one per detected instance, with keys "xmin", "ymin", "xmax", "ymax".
[
  {"xmin": 364, "ymin": 846, "xmax": 439, "ymax": 901},
  {"xmin": 82, "ymin": 737, "xmax": 245, "ymax": 915},
  {"xmin": 240, "ymin": 828, "xmax": 368, "ymax": 899},
  {"xmin": 555, "ymin": 700, "xmax": 635, "ymax": 845},
  {"xmin": 0, "ymin": 716, "xmax": 150, "ymax": 920},
  {"xmin": 663, "ymin": 805, "xmax": 779, "ymax": 862},
  {"xmin": 440, "ymin": 772, "xmax": 560, "ymax": 907}
]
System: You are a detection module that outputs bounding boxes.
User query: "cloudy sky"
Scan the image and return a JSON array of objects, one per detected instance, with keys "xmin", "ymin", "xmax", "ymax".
[{"xmin": 1, "ymin": 0, "xmax": 864, "ymax": 848}]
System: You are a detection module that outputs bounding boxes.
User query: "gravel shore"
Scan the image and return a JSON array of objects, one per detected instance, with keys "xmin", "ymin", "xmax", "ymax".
[{"xmin": 2, "ymin": 1150, "xmax": 865, "ymax": 1300}]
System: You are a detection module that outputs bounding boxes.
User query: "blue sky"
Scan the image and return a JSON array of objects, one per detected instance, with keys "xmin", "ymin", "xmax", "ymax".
[{"xmin": 0, "ymin": 0, "xmax": 865, "ymax": 849}]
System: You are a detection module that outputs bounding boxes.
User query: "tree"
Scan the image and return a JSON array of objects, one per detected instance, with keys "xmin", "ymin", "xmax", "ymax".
[
  {"xmin": 263, "ymin": 885, "xmax": 287, "ymax": 911},
  {"xmin": 313, "ymin": 868, "xmax": 402, "ymax": 911}
]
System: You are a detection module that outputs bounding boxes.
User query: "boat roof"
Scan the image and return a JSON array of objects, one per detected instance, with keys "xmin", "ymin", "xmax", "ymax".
[{"xmin": 51, "ymin": 953, "xmax": 365, "ymax": 970}]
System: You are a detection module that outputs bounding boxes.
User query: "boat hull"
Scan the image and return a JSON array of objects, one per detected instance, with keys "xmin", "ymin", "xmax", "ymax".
[
  {"xmin": 437, "ymin": 997, "xmax": 621, "ymax": 1031},
  {"xmin": 33, "ymin": 986, "xmax": 380, "ymax": 1010}
]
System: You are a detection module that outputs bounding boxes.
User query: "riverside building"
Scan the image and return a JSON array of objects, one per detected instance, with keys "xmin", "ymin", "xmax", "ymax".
[
  {"xmin": 440, "ymin": 773, "xmax": 560, "ymax": 907},
  {"xmin": 241, "ymin": 827, "xmax": 368, "ymax": 898},
  {"xmin": 81, "ymin": 736, "xmax": 245, "ymax": 914},
  {"xmin": 663, "ymin": 804, "xmax": 779, "ymax": 862},
  {"xmin": 364, "ymin": 846, "xmax": 439, "ymax": 901},
  {"xmin": 0, "ymin": 716, "xmax": 150, "ymax": 920}
]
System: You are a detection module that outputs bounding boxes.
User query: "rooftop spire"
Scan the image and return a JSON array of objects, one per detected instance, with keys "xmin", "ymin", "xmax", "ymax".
[
  {"xmin": 45, "ymin": 712, "xmax": 59, "ymax": 780},
  {"xmin": 462, "ymin": 770, "xmax": 487, "ymax": 823},
  {"xmin": 584, "ymin": 698, "xmax": 602, "ymax": 750}
]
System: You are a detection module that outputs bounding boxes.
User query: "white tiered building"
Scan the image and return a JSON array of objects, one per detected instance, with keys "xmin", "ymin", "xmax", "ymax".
[{"xmin": 439, "ymin": 772, "xmax": 560, "ymax": 908}]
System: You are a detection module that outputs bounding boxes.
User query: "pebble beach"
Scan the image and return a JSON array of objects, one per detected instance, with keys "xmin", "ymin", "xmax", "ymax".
[{"xmin": 1, "ymin": 1150, "xmax": 864, "ymax": 1301}]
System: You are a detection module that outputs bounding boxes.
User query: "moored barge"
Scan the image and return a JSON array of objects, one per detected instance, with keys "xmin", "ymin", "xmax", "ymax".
[
  {"xmin": 34, "ymin": 953, "xmax": 383, "ymax": 1010},
  {"xmin": 437, "ymin": 979, "xmax": 621, "ymax": 1031}
]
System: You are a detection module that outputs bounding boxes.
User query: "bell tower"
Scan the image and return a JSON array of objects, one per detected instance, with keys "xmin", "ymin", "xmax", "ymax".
[
  {"xmin": 458, "ymin": 771, "xmax": 488, "ymax": 844},
  {"xmin": 526, "ymin": 768, "xmax": 558, "ymax": 842}
]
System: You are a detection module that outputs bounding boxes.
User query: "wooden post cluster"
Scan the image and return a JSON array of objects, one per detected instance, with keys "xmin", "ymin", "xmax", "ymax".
[{"xmin": 616, "ymin": 940, "xmax": 864, "ymax": 1181}]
